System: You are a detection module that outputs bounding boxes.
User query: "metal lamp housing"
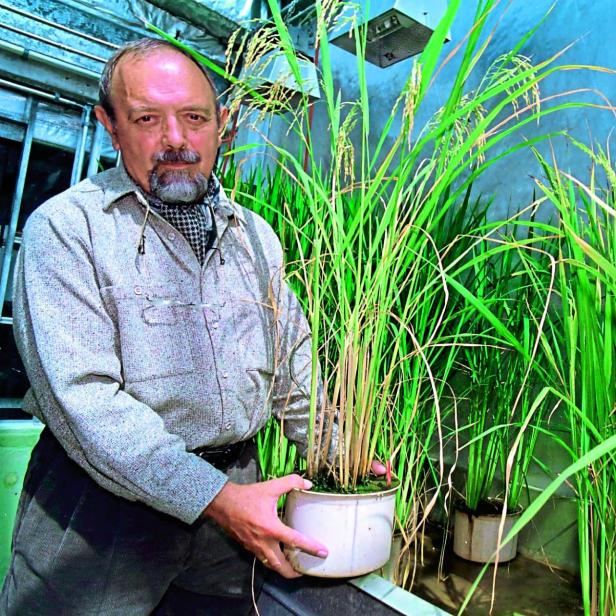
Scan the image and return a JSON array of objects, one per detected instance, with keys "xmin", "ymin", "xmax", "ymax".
[
  {"xmin": 329, "ymin": 0, "xmax": 450, "ymax": 68},
  {"xmin": 239, "ymin": 50, "xmax": 320, "ymax": 111}
]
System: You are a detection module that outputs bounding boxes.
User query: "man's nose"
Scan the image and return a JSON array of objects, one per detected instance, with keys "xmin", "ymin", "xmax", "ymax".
[{"xmin": 161, "ymin": 117, "xmax": 186, "ymax": 149}]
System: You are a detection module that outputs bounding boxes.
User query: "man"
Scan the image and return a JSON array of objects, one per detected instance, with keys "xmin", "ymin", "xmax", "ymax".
[{"xmin": 0, "ymin": 38, "xmax": 328, "ymax": 615}]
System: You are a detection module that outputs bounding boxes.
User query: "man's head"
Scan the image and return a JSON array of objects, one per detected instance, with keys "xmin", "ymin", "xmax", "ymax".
[{"xmin": 95, "ymin": 38, "xmax": 228, "ymax": 204}]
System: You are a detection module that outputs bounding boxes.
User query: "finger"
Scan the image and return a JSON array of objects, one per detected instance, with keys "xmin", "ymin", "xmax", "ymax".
[
  {"xmin": 275, "ymin": 520, "xmax": 328, "ymax": 558},
  {"xmin": 371, "ymin": 460, "xmax": 387, "ymax": 475},
  {"xmin": 272, "ymin": 545, "xmax": 303, "ymax": 579},
  {"xmin": 260, "ymin": 547, "xmax": 302, "ymax": 579},
  {"xmin": 267, "ymin": 474, "xmax": 313, "ymax": 496},
  {"xmin": 274, "ymin": 560, "xmax": 302, "ymax": 579}
]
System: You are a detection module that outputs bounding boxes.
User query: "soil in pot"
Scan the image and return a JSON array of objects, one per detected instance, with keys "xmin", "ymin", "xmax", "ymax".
[{"xmin": 308, "ymin": 472, "xmax": 400, "ymax": 494}]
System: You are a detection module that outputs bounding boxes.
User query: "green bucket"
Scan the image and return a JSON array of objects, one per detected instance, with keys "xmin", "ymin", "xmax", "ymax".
[{"xmin": 0, "ymin": 419, "xmax": 43, "ymax": 582}]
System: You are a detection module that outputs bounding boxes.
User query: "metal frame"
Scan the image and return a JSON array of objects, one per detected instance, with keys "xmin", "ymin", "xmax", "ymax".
[
  {"xmin": 0, "ymin": 86, "xmax": 110, "ymax": 411},
  {"xmin": 87, "ymin": 118, "xmax": 107, "ymax": 177},
  {"xmin": 0, "ymin": 92, "xmax": 106, "ymax": 327},
  {"xmin": 0, "ymin": 97, "xmax": 37, "ymax": 324},
  {"xmin": 0, "ymin": 1, "xmax": 119, "ymax": 51},
  {"xmin": 71, "ymin": 104, "xmax": 92, "ymax": 185},
  {"xmin": 0, "ymin": 21, "xmax": 107, "ymax": 64}
]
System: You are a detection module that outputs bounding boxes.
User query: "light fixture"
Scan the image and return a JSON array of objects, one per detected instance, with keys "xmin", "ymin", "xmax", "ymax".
[
  {"xmin": 237, "ymin": 23, "xmax": 320, "ymax": 112},
  {"xmin": 238, "ymin": 49, "xmax": 320, "ymax": 112},
  {"xmin": 329, "ymin": 0, "xmax": 450, "ymax": 68}
]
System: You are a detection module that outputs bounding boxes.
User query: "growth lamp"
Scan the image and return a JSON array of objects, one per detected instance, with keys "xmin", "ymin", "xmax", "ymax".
[
  {"xmin": 238, "ymin": 49, "xmax": 320, "ymax": 112},
  {"xmin": 329, "ymin": 0, "xmax": 449, "ymax": 68}
]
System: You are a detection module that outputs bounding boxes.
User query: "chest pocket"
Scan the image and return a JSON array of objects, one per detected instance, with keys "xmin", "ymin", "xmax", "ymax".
[{"xmin": 101, "ymin": 285, "xmax": 195, "ymax": 383}]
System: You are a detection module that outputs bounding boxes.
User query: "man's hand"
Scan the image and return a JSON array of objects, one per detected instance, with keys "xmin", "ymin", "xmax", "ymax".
[
  {"xmin": 203, "ymin": 474, "xmax": 329, "ymax": 579},
  {"xmin": 370, "ymin": 460, "xmax": 387, "ymax": 476}
]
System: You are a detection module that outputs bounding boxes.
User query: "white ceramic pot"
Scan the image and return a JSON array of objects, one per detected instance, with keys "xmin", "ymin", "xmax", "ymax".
[
  {"xmin": 283, "ymin": 483, "xmax": 400, "ymax": 578},
  {"xmin": 453, "ymin": 502, "xmax": 522, "ymax": 563}
]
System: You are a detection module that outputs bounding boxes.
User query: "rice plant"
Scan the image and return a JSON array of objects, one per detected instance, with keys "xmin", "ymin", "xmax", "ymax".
[
  {"xmin": 453, "ymin": 140, "xmax": 616, "ymax": 615},
  {"xmin": 454, "ymin": 228, "xmax": 556, "ymax": 514},
  {"xmin": 533, "ymin": 141, "xmax": 616, "ymax": 616},
  {"xmin": 215, "ymin": 0, "xmax": 598, "ymax": 486},
  {"xmin": 148, "ymin": 0, "xmax": 612, "ymax": 595}
]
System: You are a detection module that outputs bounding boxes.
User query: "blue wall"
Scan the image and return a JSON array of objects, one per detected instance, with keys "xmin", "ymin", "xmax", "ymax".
[{"xmin": 309, "ymin": 0, "xmax": 616, "ymax": 220}]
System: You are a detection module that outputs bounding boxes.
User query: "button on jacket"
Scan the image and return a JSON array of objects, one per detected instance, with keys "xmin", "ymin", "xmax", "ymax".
[{"xmin": 13, "ymin": 164, "xmax": 315, "ymax": 524}]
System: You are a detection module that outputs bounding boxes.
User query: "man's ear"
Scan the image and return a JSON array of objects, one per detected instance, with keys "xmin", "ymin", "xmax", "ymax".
[
  {"xmin": 94, "ymin": 105, "xmax": 120, "ymax": 151},
  {"xmin": 217, "ymin": 106, "xmax": 229, "ymax": 146}
]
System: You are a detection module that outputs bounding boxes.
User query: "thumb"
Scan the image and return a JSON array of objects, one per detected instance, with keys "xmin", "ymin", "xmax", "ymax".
[{"xmin": 268, "ymin": 473, "xmax": 313, "ymax": 496}]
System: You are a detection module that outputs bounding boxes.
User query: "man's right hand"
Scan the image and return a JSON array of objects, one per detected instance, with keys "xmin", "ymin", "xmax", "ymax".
[{"xmin": 203, "ymin": 474, "xmax": 328, "ymax": 579}]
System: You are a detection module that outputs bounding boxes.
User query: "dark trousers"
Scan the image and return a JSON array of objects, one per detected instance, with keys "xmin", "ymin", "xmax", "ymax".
[{"xmin": 0, "ymin": 429, "xmax": 264, "ymax": 615}]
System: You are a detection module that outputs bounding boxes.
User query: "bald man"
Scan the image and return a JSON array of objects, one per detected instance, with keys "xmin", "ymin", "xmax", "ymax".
[{"xmin": 1, "ymin": 38, "xmax": 327, "ymax": 616}]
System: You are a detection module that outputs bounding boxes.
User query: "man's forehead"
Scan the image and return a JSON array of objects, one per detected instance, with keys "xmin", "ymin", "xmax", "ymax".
[
  {"xmin": 111, "ymin": 49, "xmax": 215, "ymax": 101},
  {"xmin": 115, "ymin": 48, "xmax": 192, "ymax": 79}
]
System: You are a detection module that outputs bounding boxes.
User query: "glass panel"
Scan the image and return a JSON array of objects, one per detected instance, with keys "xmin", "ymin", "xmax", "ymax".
[
  {"xmin": 1, "ymin": 139, "xmax": 74, "ymax": 416},
  {"xmin": 17, "ymin": 140, "xmax": 74, "ymax": 230},
  {"xmin": 0, "ymin": 122, "xmax": 115, "ymax": 416},
  {"xmin": 0, "ymin": 140, "xmax": 29, "ymax": 415},
  {"xmin": 0, "ymin": 326, "xmax": 29, "ymax": 418},
  {"xmin": 0, "ymin": 138, "xmax": 21, "ymax": 227},
  {"xmin": 1, "ymin": 138, "xmax": 74, "ymax": 318}
]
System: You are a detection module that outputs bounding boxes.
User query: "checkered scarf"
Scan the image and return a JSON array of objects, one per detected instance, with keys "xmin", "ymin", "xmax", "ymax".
[{"xmin": 144, "ymin": 174, "xmax": 220, "ymax": 265}]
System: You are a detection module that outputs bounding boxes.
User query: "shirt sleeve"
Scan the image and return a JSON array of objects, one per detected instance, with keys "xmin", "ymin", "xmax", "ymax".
[{"xmin": 13, "ymin": 203, "xmax": 228, "ymax": 524}]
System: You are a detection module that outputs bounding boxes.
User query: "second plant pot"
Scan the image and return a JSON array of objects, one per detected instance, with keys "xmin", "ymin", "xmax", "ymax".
[
  {"xmin": 283, "ymin": 481, "xmax": 400, "ymax": 578},
  {"xmin": 453, "ymin": 499, "xmax": 522, "ymax": 563}
]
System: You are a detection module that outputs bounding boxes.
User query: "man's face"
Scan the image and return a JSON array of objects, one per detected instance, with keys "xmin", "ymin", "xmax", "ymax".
[{"xmin": 95, "ymin": 48, "xmax": 228, "ymax": 203}]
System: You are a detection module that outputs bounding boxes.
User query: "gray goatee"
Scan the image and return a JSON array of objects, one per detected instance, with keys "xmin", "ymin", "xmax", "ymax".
[{"xmin": 148, "ymin": 149, "xmax": 208, "ymax": 204}]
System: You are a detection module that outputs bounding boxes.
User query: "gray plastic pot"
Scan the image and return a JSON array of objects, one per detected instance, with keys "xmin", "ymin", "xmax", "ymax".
[{"xmin": 453, "ymin": 501, "xmax": 522, "ymax": 563}]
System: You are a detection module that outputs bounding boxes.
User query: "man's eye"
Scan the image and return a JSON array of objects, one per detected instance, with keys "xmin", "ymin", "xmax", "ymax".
[
  {"xmin": 187, "ymin": 113, "xmax": 205, "ymax": 122},
  {"xmin": 137, "ymin": 115, "xmax": 153, "ymax": 123}
]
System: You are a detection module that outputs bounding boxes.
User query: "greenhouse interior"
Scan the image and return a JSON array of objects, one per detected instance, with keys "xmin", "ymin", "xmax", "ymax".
[{"xmin": 0, "ymin": 0, "xmax": 614, "ymax": 614}]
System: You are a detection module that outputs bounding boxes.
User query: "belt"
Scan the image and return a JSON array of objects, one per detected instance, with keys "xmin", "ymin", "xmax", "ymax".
[{"xmin": 191, "ymin": 439, "xmax": 249, "ymax": 470}]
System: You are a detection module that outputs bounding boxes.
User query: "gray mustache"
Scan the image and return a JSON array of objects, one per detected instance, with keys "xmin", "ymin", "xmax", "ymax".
[{"xmin": 154, "ymin": 149, "xmax": 201, "ymax": 165}]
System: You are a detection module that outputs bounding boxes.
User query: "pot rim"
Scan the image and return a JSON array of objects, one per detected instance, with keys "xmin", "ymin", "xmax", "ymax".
[
  {"xmin": 455, "ymin": 498, "xmax": 524, "ymax": 518},
  {"xmin": 291, "ymin": 481, "xmax": 401, "ymax": 499}
]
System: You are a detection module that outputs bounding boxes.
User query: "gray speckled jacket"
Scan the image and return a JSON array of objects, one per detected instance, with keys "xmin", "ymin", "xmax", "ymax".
[{"xmin": 13, "ymin": 164, "xmax": 314, "ymax": 524}]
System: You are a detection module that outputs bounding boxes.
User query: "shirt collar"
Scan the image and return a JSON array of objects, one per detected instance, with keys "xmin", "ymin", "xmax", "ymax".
[
  {"xmin": 93, "ymin": 164, "xmax": 137, "ymax": 210},
  {"xmin": 95, "ymin": 163, "xmax": 245, "ymax": 224}
]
